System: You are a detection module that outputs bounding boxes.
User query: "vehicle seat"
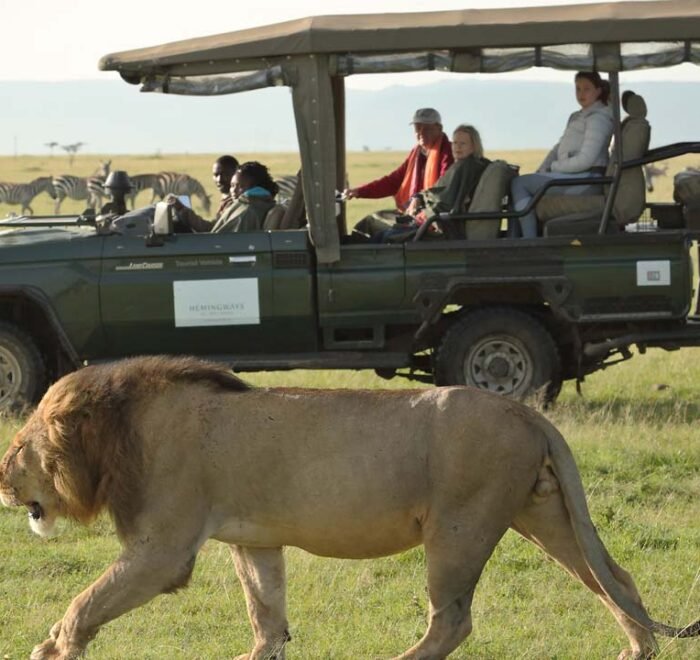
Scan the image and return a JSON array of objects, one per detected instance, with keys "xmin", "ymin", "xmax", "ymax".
[
  {"xmin": 462, "ymin": 160, "xmax": 516, "ymax": 240},
  {"xmin": 440, "ymin": 160, "xmax": 514, "ymax": 239},
  {"xmin": 673, "ymin": 168, "xmax": 700, "ymax": 229},
  {"xmin": 408, "ymin": 160, "xmax": 515, "ymax": 242},
  {"xmin": 279, "ymin": 169, "xmax": 307, "ymax": 229},
  {"xmin": 537, "ymin": 92, "xmax": 651, "ymax": 236},
  {"xmin": 263, "ymin": 204, "xmax": 286, "ymax": 230}
]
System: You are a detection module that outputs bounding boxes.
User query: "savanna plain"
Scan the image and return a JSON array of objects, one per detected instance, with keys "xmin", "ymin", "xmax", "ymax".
[{"xmin": 0, "ymin": 151, "xmax": 698, "ymax": 658}]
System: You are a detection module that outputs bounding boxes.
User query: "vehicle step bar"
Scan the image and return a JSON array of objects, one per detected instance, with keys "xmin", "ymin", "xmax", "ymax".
[
  {"xmin": 89, "ymin": 352, "xmax": 412, "ymax": 371},
  {"xmin": 584, "ymin": 326, "xmax": 700, "ymax": 358}
]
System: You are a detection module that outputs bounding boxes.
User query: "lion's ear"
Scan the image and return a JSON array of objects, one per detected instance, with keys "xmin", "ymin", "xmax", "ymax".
[{"xmin": 41, "ymin": 391, "xmax": 102, "ymax": 524}]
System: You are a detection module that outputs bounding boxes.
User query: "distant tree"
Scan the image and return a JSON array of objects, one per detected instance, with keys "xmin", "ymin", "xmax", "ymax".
[
  {"xmin": 61, "ymin": 142, "xmax": 86, "ymax": 166},
  {"xmin": 45, "ymin": 141, "xmax": 59, "ymax": 156},
  {"xmin": 362, "ymin": 145, "xmax": 370, "ymax": 152}
]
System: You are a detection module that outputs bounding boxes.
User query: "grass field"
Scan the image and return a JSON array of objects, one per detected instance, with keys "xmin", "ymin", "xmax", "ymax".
[
  {"xmin": 0, "ymin": 350, "xmax": 699, "ymax": 659},
  {"xmin": 2, "ymin": 149, "xmax": 699, "ymax": 225},
  {"xmin": 0, "ymin": 151, "xmax": 698, "ymax": 658}
]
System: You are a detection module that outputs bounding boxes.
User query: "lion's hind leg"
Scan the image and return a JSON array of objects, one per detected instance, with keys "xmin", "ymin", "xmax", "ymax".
[
  {"xmin": 513, "ymin": 488, "xmax": 658, "ymax": 660},
  {"xmin": 230, "ymin": 545, "xmax": 290, "ymax": 660},
  {"xmin": 393, "ymin": 511, "xmax": 511, "ymax": 659}
]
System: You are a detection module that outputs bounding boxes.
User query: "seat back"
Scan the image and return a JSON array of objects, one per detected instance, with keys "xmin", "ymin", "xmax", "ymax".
[
  {"xmin": 462, "ymin": 160, "xmax": 515, "ymax": 240},
  {"xmin": 607, "ymin": 92, "xmax": 650, "ymax": 226},
  {"xmin": 442, "ymin": 160, "xmax": 513, "ymax": 239},
  {"xmin": 674, "ymin": 168, "xmax": 700, "ymax": 229},
  {"xmin": 263, "ymin": 204, "xmax": 286, "ymax": 230},
  {"xmin": 674, "ymin": 168, "xmax": 700, "ymax": 205},
  {"xmin": 279, "ymin": 169, "xmax": 307, "ymax": 229}
]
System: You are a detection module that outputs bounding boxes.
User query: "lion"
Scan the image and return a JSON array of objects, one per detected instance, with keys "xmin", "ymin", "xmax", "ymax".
[{"xmin": 0, "ymin": 356, "xmax": 697, "ymax": 660}]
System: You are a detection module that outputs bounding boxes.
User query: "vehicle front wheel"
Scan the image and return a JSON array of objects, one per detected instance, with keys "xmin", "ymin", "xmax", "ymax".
[
  {"xmin": 0, "ymin": 322, "xmax": 46, "ymax": 412},
  {"xmin": 435, "ymin": 308, "xmax": 561, "ymax": 402}
]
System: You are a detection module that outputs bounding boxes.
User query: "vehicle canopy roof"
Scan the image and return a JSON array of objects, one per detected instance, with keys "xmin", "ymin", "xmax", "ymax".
[{"xmin": 100, "ymin": 0, "xmax": 700, "ymax": 263}]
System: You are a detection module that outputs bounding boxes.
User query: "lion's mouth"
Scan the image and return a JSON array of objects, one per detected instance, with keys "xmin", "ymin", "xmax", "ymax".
[{"xmin": 27, "ymin": 501, "xmax": 44, "ymax": 520}]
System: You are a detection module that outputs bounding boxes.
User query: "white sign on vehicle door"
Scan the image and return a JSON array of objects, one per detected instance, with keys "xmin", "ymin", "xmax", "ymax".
[
  {"xmin": 173, "ymin": 278, "xmax": 260, "ymax": 327},
  {"xmin": 636, "ymin": 261, "xmax": 671, "ymax": 287}
]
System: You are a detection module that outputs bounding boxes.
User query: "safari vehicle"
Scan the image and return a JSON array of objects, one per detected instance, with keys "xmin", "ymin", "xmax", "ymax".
[{"xmin": 1, "ymin": 0, "xmax": 700, "ymax": 410}]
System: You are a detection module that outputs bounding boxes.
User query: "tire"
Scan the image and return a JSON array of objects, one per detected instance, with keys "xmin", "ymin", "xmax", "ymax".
[
  {"xmin": 0, "ymin": 322, "xmax": 46, "ymax": 412},
  {"xmin": 435, "ymin": 307, "xmax": 562, "ymax": 403}
]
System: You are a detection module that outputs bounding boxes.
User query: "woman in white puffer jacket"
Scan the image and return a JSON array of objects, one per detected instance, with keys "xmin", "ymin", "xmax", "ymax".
[{"xmin": 511, "ymin": 71, "xmax": 614, "ymax": 237}]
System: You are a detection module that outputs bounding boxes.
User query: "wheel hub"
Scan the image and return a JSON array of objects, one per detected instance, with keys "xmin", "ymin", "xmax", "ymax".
[
  {"xmin": 484, "ymin": 353, "xmax": 511, "ymax": 378},
  {"xmin": 465, "ymin": 338, "xmax": 531, "ymax": 395}
]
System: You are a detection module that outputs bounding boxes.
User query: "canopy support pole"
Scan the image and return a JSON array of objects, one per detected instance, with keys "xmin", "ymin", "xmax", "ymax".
[
  {"xmin": 291, "ymin": 56, "xmax": 340, "ymax": 263},
  {"xmin": 332, "ymin": 75, "xmax": 347, "ymax": 236},
  {"xmin": 599, "ymin": 71, "xmax": 621, "ymax": 234}
]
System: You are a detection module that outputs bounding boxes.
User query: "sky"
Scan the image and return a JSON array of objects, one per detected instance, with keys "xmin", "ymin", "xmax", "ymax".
[
  {"xmin": 1, "ymin": 0, "xmax": 698, "ymax": 155},
  {"xmin": 3, "ymin": 0, "xmax": 699, "ymax": 88}
]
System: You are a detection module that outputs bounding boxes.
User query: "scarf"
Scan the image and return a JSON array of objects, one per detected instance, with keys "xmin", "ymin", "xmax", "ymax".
[
  {"xmin": 215, "ymin": 194, "xmax": 233, "ymax": 221},
  {"xmin": 394, "ymin": 137, "xmax": 444, "ymax": 210},
  {"xmin": 244, "ymin": 186, "xmax": 273, "ymax": 198}
]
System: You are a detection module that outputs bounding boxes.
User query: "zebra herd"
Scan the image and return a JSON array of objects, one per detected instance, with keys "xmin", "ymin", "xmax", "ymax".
[{"xmin": 0, "ymin": 164, "xmax": 213, "ymax": 216}]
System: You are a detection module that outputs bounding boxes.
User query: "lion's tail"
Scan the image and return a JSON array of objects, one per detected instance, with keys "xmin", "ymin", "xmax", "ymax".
[{"xmin": 541, "ymin": 418, "xmax": 700, "ymax": 640}]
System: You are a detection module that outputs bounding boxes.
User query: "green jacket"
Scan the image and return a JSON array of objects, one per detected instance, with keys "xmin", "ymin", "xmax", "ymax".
[
  {"xmin": 178, "ymin": 193, "xmax": 275, "ymax": 233},
  {"xmin": 422, "ymin": 155, "xmax": 490, "ymax": 220},
  {"xmin": 211, "ymin": 194, "xmax": 275, "ymax": 233}
]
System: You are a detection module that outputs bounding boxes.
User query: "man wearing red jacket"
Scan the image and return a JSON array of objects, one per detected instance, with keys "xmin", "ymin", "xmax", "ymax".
[{"xmin": 345, "ymin": 108, "xmax": 453, "ymax": 235}]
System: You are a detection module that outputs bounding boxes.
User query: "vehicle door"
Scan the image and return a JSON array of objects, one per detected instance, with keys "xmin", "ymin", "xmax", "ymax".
[
  {"xmin": 99, "ymin": 232, "xmax": 276, "ymax": 357},
  {"xmin": 316, "ymin": 243, "xmax": 408, "ymax": 349}
]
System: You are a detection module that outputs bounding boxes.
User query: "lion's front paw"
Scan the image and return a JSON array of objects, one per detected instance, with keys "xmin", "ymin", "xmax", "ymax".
[
  {"xmin": 233, "ymin": 643, "xmax": 286, "ymax": 660},
  {"xmin": 30, "ymin": 638, "xmax": 61, "ymax": 660},
  {"xmin": 30, "ymin": 621, "xmax": 63, "ymax": 659},
  {"xmin": 30, "ymin": 636, "xmax": 83, "ymax": 660},
  {"xmin": 617, "ymin": 650, "xmax": 655, "ymax": 660}
]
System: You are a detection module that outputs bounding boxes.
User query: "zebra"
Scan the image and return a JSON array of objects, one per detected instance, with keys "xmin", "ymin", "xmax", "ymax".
[
  {"xmin": 86, "ymin": 160, "xmax": 112, "ymax": 210},
  {"xmin": 52, "ymin": 161, "xmax": 111, "ymax": 213},
  {"xmin": 274, "ymin": 174, "xmax": 299, "ymax": 205},
  {"xmin": 52, "ymin": 175, "xmax": 90, "ymax": 213},
  {"xmin": 125, "ymin": 173, "xmax": 163, "ymax": 209},
  {"xmin": 0, "ymin": 176, "xmax": 55, "ymax": 215},
  {"xmin": 642, "ymin": 163, "xmax": 668, "ymax": 193},
  {"xmin": 155, "ymin": 172, "xmax": 211, "ymax": 213}
]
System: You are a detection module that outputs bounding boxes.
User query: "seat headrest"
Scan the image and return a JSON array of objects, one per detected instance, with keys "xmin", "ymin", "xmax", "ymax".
[{"xmin": 622, "ymin": 91, "xmax": 647, "ymax": 119}]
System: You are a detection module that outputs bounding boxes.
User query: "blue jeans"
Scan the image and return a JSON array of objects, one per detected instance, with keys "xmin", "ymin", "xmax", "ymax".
[{"xmin": 510, "ymin": 171, "xmax": 602, "ymax": 238}]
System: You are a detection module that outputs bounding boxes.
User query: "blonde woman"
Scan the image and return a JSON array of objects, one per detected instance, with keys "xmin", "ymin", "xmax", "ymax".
[{"xmin": 418, "ymin": 124, "xmax": 488, "ymax": 219}]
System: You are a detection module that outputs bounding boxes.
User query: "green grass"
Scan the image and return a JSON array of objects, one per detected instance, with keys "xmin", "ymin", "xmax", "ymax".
[
  {"xmin": 1, "ymin": 348, "xmax": 699, "ymax": 658},
  {"xmin": 1, "ymin": 151, "xmax": 699, "ymax": 657}
]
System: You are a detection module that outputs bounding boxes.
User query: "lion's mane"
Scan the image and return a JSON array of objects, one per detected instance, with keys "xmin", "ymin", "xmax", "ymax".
[{"xmin": 37, "ymin": 356, "xmax": 249, "ymax": 535}]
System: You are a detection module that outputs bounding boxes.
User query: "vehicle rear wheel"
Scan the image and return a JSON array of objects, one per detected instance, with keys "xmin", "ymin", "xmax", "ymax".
[
  {"xmin": 435, "ymin": 307, "xmax": 561, "ymax": 402},
  {"xmin": 0, "ymin": 322, "xmax": 46, "ymax": 412}
]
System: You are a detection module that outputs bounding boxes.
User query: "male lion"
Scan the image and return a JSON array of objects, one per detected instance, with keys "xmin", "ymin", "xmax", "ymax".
[{"xmin": 0, "ymin": 356, "xmax": 697, "ymax": 660}]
